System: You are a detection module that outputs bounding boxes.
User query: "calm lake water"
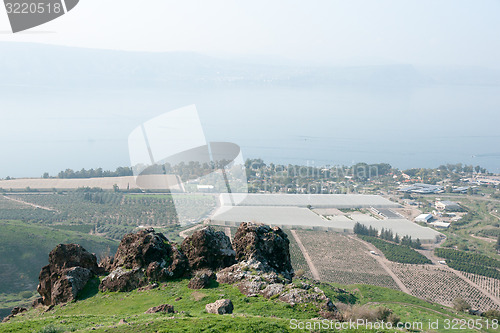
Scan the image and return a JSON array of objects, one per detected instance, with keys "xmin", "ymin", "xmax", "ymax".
[{"xmin": 1, "ymin": 83, "xmax": 499, "ymax": 177}]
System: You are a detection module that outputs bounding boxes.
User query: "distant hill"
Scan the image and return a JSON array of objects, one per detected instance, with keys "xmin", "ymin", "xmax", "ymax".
[{"xmin": 0, "ymin": 221, "xmax": 117, "ymax": 304}]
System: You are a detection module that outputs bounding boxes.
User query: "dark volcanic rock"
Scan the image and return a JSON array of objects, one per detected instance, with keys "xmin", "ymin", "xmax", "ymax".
[
  {"xmin": 51, "ymin": 267, "xmax": 93, "ymax": 305},
  {"xmin": 99, "ymin": 268, "xmax": 145, "ymax": 292},
  {"xmin": 188, "ymin": 269, "xmax": 216, "ymax": 289},
  {"xmin": 181, "ymin": 226, "xmax": 236, "ymax": 271},
  {"xmin": 205, "ymin": 299, "xmax": 233, "ymax": 314},
  {"xmin": 233, "ymin": 222, "xmax": 293, "ymax": 279},
  {"xmin": 37, "ymin": 244, "xmax": 98, "ymax": 306},
  {"xmin": 1, "ymin": 307, "xmax": 27, "ymax": 323},
  {"xmin": 48, "ymin": 244, "xmax": 99, "ymax": 274},
  {"xmin": 111, "ymin": 228, "xmax": 173, "ymax": 270},
  {"xmin": 99, "ymin": 228, "xmax": 188, "ymax": 292},
  {"xmin": 144, "ymin": 304, "xmax": 175, "ymax": 314}
]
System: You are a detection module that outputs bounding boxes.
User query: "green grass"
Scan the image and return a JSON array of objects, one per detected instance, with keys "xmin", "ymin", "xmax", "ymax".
[{"xmin": 2, "ymin": 279, "xmax": 496, "ymax": 333}]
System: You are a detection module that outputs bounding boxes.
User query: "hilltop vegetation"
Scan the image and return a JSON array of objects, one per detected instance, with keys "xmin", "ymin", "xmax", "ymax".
[{"xmin": 2, "ymin": 278, "xmax": 495, "ymax": 333}]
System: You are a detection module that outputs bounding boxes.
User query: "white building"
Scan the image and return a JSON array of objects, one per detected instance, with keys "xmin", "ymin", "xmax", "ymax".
[
  {"xmin": 415, "ymin": 213, "xmax": 433, "ymax": 223},
  {"xmin": 435, "ymin": 200, "xmax": 461, "ymax": 211}
]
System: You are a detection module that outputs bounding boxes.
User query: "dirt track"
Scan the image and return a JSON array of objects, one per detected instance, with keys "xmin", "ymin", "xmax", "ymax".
[
  {"xmin": 349, "ymin": 235, "xmax": 411, "ymax": 294},
  {"xmin": 290, "ymin": 230, "xmax": 321, "ymax": 281},
  {"xmin": 2, "ymin": 195, "xmax": 58, "ymax": 212}
]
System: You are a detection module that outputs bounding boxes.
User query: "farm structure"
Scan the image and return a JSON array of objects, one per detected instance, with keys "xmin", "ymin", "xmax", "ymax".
[{"xmin": 210, "ymin": 194, "xmax": 442, "ymax": 243}]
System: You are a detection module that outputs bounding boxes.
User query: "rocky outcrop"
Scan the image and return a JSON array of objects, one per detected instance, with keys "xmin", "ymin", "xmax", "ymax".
[
  {"xmin": 232, "ymin": 222, "xmax": 293, "ymax": 279},
  {"xmin": 37, "ymin": 244, "xmax": 98, "ymax": 306},
  {"xmin": 181, "ymin": 227, "xmax": 236, "ymax": 271},
  {"xmin": 99, "ymin": 228, "xmax": 188, "ymax": 292},
  {"xmin": 188, "ymin": 269, "xmax": 216, "ymax": 290},
  {"xmin": 215, "ymin": 223, "xmax": 334, "ymax": 313},
  {"xmin": 144, "ymin": 304, "xmax": 175, "ymax": 314},
  {"xmin": 99, "ymin": 268, "xmax": 145, "ymax": 292},
  {"xmin": 2, "ymin": 307, "xmax": 27, "ymax": 323},
  {"xmin": 205, "ymin": 299, "xmax": 233, "ymax": 314}
]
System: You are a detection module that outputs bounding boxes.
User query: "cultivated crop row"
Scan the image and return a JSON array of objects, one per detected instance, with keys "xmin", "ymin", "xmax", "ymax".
[
  {"xmin": 296, "ymin": 230, "xmax": 399, "ymax": 290},
  {"xmin": 390, "ymin": 263, "xmax": 499, "ymax": 312},
  {"xmin": 2, "ymin": 193, "xmax": 215, "ymax": 239},
  {"xmin": 462, "ymin": 272, "xmax": 500, "ymax": 299}
]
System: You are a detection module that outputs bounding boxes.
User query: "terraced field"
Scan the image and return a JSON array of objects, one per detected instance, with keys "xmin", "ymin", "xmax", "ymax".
[
  {"xmin": 462, "ymin": 272, "xmax": 500, "ymax": 300},
  {"xmin": 296, "ymin": 230, "xmax": 400, "ymax": 290},
  {"xmin": 389, "ymin": 263, "xmax": 500, "ymax": 312}
]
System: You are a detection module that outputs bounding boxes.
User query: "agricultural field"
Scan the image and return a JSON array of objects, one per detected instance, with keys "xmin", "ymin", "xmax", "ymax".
[
  {"xmin": 360, "ymin": 236, "xmax": 432, "ymax": 265},
  {"xmin": 462, "ymin": 272, "xmax": 500, "ymax": 300},
  {"xmin": 435, "ymin": 248, "xmax": 500, "ymax": 279},
  {"xmin": 295, "ymin": 230, "xmax": 400, "ymax": 290},
  {"xmin": 284, "ymin": 230, "xmax": 312, "ymax": 278},
  {"xmin": 389, "ymin": 263, "xmax": 500, "ymax": 312},
  {"xmin": 0, "ymin": 193, "xmax": 215, "ymax": 240}
]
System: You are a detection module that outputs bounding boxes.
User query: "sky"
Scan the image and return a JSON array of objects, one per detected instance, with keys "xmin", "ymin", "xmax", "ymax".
[
  {"xmin": 1, "ymin": 0, "xmax": 500, "ymax": 67},
  {"xmin": 1, "ymin": 1, "xmax": 500, "ymax": 177}
]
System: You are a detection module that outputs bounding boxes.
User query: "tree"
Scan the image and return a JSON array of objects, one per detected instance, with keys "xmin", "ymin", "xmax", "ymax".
[
  {"xmin": 113, "ymin": 184, "xmax": 119, "ymax": 193},
  {"xmin": 496, "ymin": 235, "xmax": 500, "ymax": 252},
  {"xmin": 42, "ymin": 172, "xmax": 49, "ymax": 179},
  {"xmin": 453, "ymin": 298, "xmax": 471, "ymax": 312}
]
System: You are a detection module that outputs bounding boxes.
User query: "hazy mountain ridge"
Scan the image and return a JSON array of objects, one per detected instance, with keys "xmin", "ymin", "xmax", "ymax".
[{"xmin": 2, "ymin": 42, "xmax": 499, "ymax": 89}]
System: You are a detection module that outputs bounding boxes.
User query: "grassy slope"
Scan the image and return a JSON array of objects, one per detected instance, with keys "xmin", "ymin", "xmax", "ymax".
[
  {"xmin": 0, "ymin": 220, "xmax": 118, "ymax": 313},
  {"xmin": 2, "ymin": 278, "xmax": 496, "ymax": 333}
]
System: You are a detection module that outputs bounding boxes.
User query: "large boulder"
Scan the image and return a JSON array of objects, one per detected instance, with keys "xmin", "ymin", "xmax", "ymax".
[
  {"xmin": 232, "ymin": 222, "xmax": 293, "ymax": 279},
  {"xmin": 205, "ymin": 299, "xmax": 233, "ymax": 315},
  {"xmin": 181, "ymin": 226, "xmax": 236, "ymax": 271},
  {"xmin": 99, "ymin": 268, "xmax": 145, "ymax": 292},
  {"xmin": 111, "ymin": 228, "xmax": 175, "ymax": 270},
  {"xmin": 37, "ymin": 244, "xmax": 98, "ymax": 306},
  {"xmin": 100, "ymin": 228, "xmax": 188, "ymax": 292}
]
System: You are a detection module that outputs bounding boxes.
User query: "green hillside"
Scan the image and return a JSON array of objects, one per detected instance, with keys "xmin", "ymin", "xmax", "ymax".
[
  {"xmin": 2, "ymin": 278, "xmax": 496, "ymax": 333},
  {"xmin": 0, "ymin": 220, "xmax": 118, "ymax": 317}
]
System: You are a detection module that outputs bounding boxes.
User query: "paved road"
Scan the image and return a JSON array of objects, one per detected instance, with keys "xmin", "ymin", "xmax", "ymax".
[{"xmin": 290, "ymin": 230, "xmax": 321, "ymax": 281}]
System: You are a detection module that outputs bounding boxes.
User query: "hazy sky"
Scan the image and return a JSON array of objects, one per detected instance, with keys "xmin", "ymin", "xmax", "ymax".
[
  {"xmin": 1, "ymin": 0, "xmax": 500, "ymax": 67},
  {"xmin": 1, "ymin": 1, "xmax": 500, "ymax": 177}
]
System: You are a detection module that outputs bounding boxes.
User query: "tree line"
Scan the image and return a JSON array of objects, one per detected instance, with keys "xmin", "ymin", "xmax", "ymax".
[
  {"xmin": 43, "ymin": 167, "xmax": 134, "ymax": 179},
  {"xmin": 353, "ymin": 222, "xmax": 422, "ymax": 249}
]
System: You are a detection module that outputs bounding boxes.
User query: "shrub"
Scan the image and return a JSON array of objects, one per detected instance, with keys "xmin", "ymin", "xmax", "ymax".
[
  {"xmin": 453, "ymin": 298, "xmax": 471, "ymax": 312},
  {"xmin": 295, "ymin": 269, "xmax": 305, "ymax": 278}
]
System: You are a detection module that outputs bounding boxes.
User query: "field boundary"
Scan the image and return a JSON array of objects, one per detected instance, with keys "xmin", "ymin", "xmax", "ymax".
[
  {"xmin": 290, "ymin": 230, "xmax": 321, "ymax": 280},
  {"xmin": 348, "ymin": 235, "xmax": 410, "ymax": 294}
]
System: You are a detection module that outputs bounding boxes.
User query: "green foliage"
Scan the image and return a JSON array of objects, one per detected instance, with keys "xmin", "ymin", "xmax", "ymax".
[
  {"xmin": 57, "ymin": 167, "xmax": 133, "ymax": 179},
  {"xmin": 359, "ymin": 236, "xmax": 431, "ymax": 265},
  {"xmin": 434, "ymin": 248, "xmax": 500, "ymax": 269},
  {"xmin": 37, "ymin": 325, "xmax": 64, "ymax": 333}
]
